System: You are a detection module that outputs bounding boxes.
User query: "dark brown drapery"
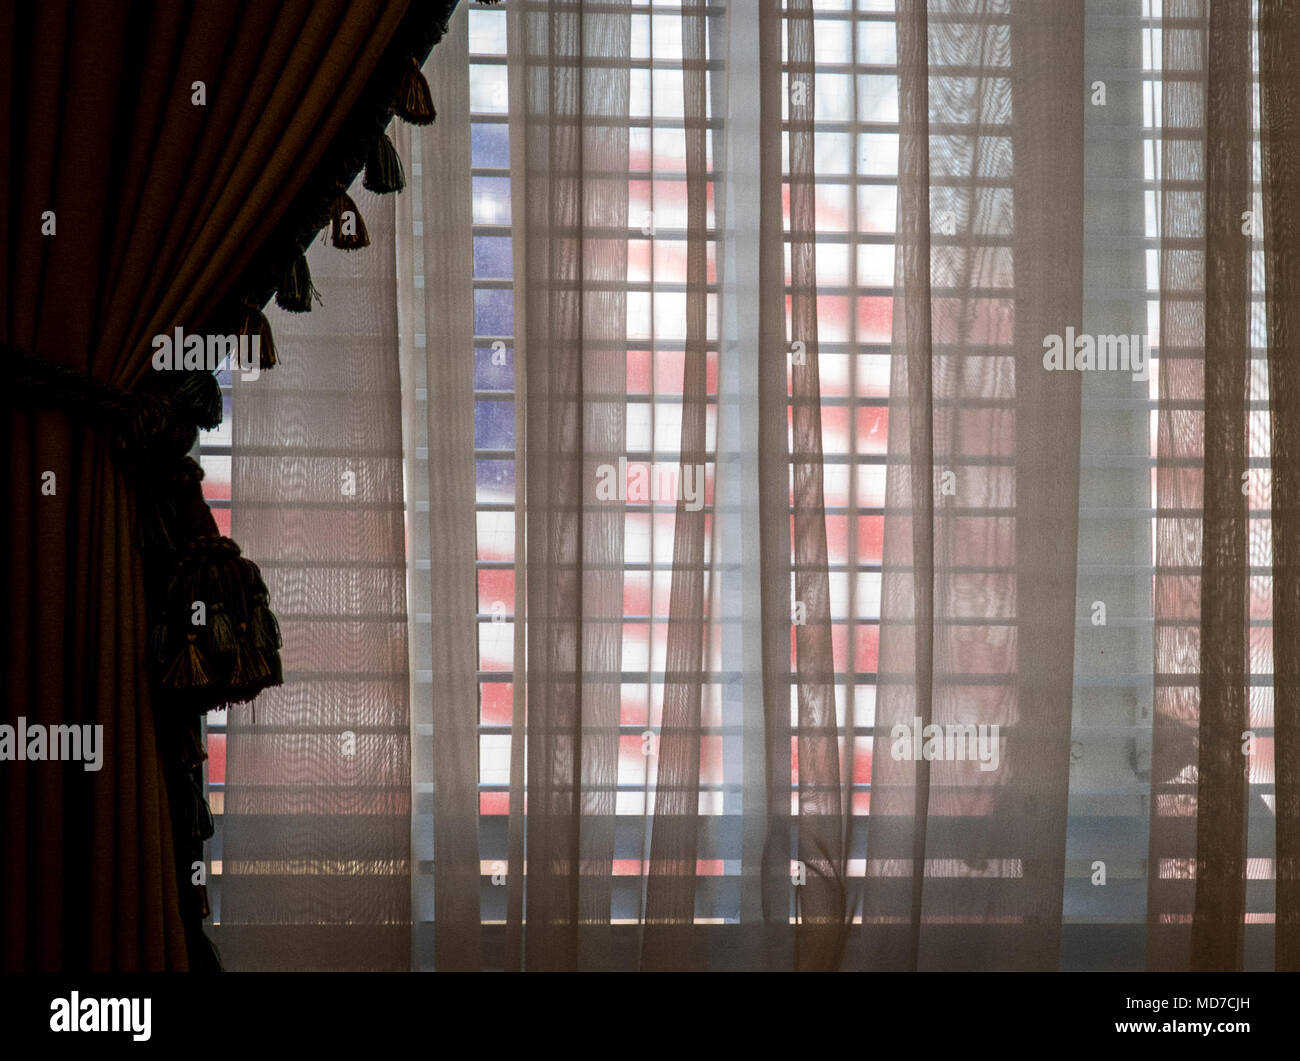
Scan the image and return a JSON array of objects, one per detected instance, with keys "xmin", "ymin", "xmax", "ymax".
[{"xmin": 0, "ymin": 0, "xmax": 454, "ymax": 971}]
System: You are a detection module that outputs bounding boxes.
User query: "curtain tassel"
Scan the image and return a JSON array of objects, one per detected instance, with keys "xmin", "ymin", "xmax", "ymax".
[
  {"xmin": 164, "ymin": 633, "xmax": 209, "ymax": 689},
  {"xmin": 226, "ymin": 640, "xmax": 248, "ymax": 689},
  {"xmin": 209, "ymin": 602, "xmax": 237, "ymax": 656},
  {"xmin": 238, "ymin": 303, "xmax": 279, "ymax": 369},
  {"xmin": 396, "ymin": 56, "xmax": 436, "ymax": 126},
  {"xmin": 330, "ymin": 192, "xmax": 371, "ymax": 250},
  {"xmin": 275, "ymin": 252, "xmax": 320, "ymax": 313},
  {"xmin": 250, "ymin": 591, "xmax": 283, "ymax": 651},
  {"xmin": 236, "ymin": 628, "xmax": 272, "ymax": 683},
  {"xmin": 150, "ymin": 622, "xmax": 170, "ymax": 666},
  {"xmin": 150, "ymin": 536, "xmax": 284, "ymax": 711},
  {"xmin": 174, "ymin": 370, "xmax": 224, "ymax": 430},
  {"xmin": 363, "ymin": 131, "xmax": 405, "ymax": 194}
]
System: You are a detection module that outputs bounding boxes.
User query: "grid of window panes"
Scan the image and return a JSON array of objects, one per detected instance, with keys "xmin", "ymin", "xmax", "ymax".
[
  {"xmin": 1140, "ymin": 0, "xmax": 1275, "ymax": 928},
  {"xmin": 463, "ymin": 0, "xmax": 515, "ymax": 921}
]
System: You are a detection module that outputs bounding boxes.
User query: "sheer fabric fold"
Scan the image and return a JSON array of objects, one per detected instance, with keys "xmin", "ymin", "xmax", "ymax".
[
  {"xmin": 506, "ymin": 0, "xmax": 631, "ymax": 971},
  {"xmin": 861, "ymin": 0, "xmax": 1084, "ymax": 971},
  {"xmin": 222, "ymin": 188, "xmax": 413, "ymax": 971},
  {"xmin": 1146, "ymin": 0, "xmax": 1255, "ymax": 972}
]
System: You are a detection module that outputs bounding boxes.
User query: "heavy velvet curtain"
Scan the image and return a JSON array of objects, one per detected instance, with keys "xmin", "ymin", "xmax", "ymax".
[{"xmin": 1, "ymin": 1, "xmax": 446, "ymax": 971}]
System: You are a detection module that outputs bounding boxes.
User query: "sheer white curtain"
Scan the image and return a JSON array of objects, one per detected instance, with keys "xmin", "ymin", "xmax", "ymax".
[
  {"xmin": 217, "ymin": 181, "xmax": 412, "ymax": 971},
  {"xmin": 394, "ymin": 8, "xmax": 484, "ymax": 971},
  {"xmin": 209, "ymin": 0, "xmax": 1296, "ymax": 972},
  {"xmin": 396, "ymin": 0, "xmax": 1091, "ymax": 971}
]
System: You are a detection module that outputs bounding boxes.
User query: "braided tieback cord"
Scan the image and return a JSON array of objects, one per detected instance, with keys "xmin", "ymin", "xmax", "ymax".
[
  {"xmin": 5, "ymin": 345, "xmax": 283, "ymax": 713},
  {"xmin": 7, "ymin": 344, "xmax": 216, "ymax": 463}
]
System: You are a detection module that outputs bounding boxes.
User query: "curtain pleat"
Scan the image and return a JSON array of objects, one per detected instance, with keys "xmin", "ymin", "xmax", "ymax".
[
  {"xmin": 506, "ymin": 0, "xmax": 631, "ymax": 972},
  {"xmin": 754, "ymin": 0, "xmax": 798, "ymax": 960},
  {"xmin": 1261, "ymin": 0, "xmax": 1300, "ymax": 972},
  {"xmin": 1146, "ymin": 0, "xmax": 1254, "ymax": 972},
  {"xmin": 1189, "ymin": 0, "xmax": 1253, "ymax": 972},
  {"xmin": 860, "ymin": 0, "xmax": 936, "ymax": 970},
  {"xmin": 784, "ymin": 0, "xmax": 848, "ymax": 971},
  {"xmin": 640, "ymin": 0, "xmax": 712, "ymax": 971},
  {"xmin": 397, "ymin": 9, "xmax": 485, "ymax": 972},
  {"xmin": 862, "ymin": 0, "xmax": 1083, "ymax": 971},
  {"xmin": 999, "ymin": 0, "xmax": 1085, "ymax": 971}
]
